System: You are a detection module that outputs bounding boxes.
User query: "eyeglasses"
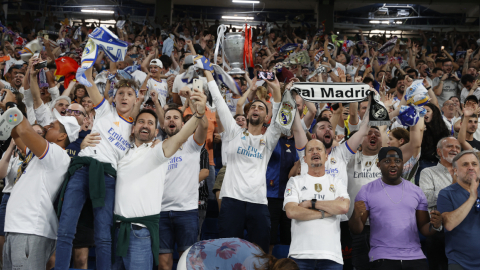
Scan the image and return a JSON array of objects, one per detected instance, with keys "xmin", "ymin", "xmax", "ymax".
[
  {"xmin": 476, "ymin": 197, "xmax": 480, "ymax": 212},
  {"xmin": 66, "ymin": 109, "xmax": 86, "ymax": 117},
  {"xmin": 144, "ymin": 104, "xmax": 156, "ymax": 108}
]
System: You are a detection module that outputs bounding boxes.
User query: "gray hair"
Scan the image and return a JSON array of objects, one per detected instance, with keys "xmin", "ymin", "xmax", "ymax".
[
  {"xmin": 436, "ymin": 136, "xmax": 456, "ymax": 149},
  {"xmin": 452, "ymin": 149, "xmax": 480, "ymax": 168},
  {"xmin": 50, "ymin": 95, "xmax": 71, "ymax": 110}
]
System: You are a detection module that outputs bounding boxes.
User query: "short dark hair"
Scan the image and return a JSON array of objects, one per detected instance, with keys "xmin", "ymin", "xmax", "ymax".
[
  {"xmin": 341, "ymin": 51, "xmax": 351, "ymax": 65},
  {"xmin": 432, "ymin": 67, "xmax": 442, "ymax": 74},
  {"xmin": 407, "ymin": 69, "xmax": 419, "ymax": 78},
  {"xmin": 233, "ymin": 114, "xmax": 245, "ymax": 120},
  {"xmin": 250, "ymin": 100, "xmax": 269, "ymax": 115},
  {"xmin": 164, "ymin": 107, "xmax": 184, "ymax": 123},
  {"xmin": 135, "ymin": 109, "xmax": 158, "ymax": 129},
  {"xmin": 58, "ymin": 121, "xmax": 71, "ymax": 147},
  {"xmin": 159, "ymin": 55, "xmax": 172, "ymax": 70},
  {"xmin": 363, "ymin": 77, "xmax": 374, "ymax": 85},
  {"xmin": 313, "ymin": 117, "xmax": 331, "ymax": 133},
  {"xmin": 461, "ymin": 74, "xmax": 475, "ymax": 85}
]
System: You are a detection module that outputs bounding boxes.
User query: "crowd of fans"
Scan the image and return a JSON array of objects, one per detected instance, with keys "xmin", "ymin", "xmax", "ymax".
[{"xmin": 0, "ymin": 9, "xmax": 478, "ymax": 270}]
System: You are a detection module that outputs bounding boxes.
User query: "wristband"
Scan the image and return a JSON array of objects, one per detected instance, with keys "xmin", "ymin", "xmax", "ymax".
[
  {"xmin": 327, "ymin": 69, "xmax": 333, "ymax": 73},
  {"xmin": 426, "ymin": 86, "xmax": 431, "ymax": 90},
  {"xmin": 311, "ymin": 199, "xmax": 317, "ymax": 210},
  {"xmin": 5, "ymin": 102, "xmax": 17, "ymax": 110},
  {"xmin": 195, "ymin": 112, "xmax": 205, "ymax": 119}
]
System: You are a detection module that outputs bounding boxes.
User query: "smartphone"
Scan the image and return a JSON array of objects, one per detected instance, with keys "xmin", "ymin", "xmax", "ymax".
[
  {"xmin": 331, "ymin": 103, "xmax": 348, "ymax": 111},
  {"xmin": 33, "ymin": 52, "xmax": 40, "ymax": 58},
  {"xmin": 257, "ymin": 71, "xmax": 275, "ymax": 81},
  {"xmin": 192, "ymin": 78, "xmax": 204, "ymax": 93},
  {"xmin": 130, "ymin": 54, "xmax": 138, "ymax": 59},
  {"xmin": 44, "ymin": 34, "xmax": 49, "ymax": 41},
  {"xmin": 441, "ymin": 46, "xmax": 444, "ymax": 50},
  {"xmin": 34, "ymin": 61, "xmax": 47, "ymax": 70}
]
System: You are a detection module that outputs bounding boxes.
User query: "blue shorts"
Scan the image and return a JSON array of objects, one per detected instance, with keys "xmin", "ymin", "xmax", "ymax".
[
  {"xmin": 158, "ymin": 209, "xmax": 198, "ymax": 253},
  {"xmin": 0, "ymin": 193, "xmax": 11, "ymax": 236}
]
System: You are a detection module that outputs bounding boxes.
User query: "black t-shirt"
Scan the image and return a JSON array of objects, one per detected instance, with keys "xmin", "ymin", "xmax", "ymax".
[{"xmin": 466, "ymin": 139, "xmax": 480, "ymax": 151}]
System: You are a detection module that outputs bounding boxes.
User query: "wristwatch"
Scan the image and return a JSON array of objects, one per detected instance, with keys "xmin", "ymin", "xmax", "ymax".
[
  {"xmin": 431, "ymin": 224, "xmax": 443, "ymax": 232},
  {"xmin": 311, "ymin": 199, "xmax": 317, "ymax": 210},
  {"xmin": 320, "ymin": 210, "xmax": 325, "ymax": 219}
]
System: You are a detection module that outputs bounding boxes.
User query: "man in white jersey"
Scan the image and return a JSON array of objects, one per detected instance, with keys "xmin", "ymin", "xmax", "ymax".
[
  {"xmin": 82, "ymin": 89, "xmax": 206, "ymax": 269},
  {"xmin": 139, "ymin": 59, "xmax": 169, "ymax": 107},
  {"xmin": 346, "ymin": 125, "xmax": 389, "ymax": 270},
  {"xmin": 158, "ymin": 92, "xmax": 209, "ymax": 270},
  {"xmin": 55, "ymin": 72, "xmax": 142, "ymax": 270},
  {"xmin": 203, "ymin": 66, "xmax": 282, "ymax": 253},
  {"xmin": 284, "ymin": 139, "xmax": 349, "ymax": 270},
  {"xmin": 0, "ymin": 98, "xmax": 79, "ymax": 269}
]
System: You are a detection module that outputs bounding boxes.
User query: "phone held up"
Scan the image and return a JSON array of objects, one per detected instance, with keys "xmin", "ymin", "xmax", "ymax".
[
  {"xmin": 192, "ymin": 79, "xmax": 204, "ymax": 104},
  {"xmin": 257, "ymin": 71, "xmax": 275, "ymax": 81}
]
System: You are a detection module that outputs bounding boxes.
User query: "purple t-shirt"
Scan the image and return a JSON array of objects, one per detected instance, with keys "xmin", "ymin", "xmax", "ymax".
[{"xmin": 355, "ymin": 178, "xmax": 428, "ymax": 262}]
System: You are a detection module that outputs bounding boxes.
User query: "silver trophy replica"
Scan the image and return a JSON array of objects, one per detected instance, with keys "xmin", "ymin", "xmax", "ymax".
[{"xmin": 224, "ymin": 32, "xmax": 246, "ymax": 75}]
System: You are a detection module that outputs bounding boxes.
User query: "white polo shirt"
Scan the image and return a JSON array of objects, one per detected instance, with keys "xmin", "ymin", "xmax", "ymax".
[
  {"xmin": 78, "ymin": 98, "xmax": 133, "ymax": 170},
  {"xmin": 115, "ymin": 142, "xmax": 169, "ymax": 224},
  {"xmin": 283, "ymin": 173, "xmax": 349, "ymax": 264},
  {"xmin": 5, "ymin": 142, "xmax": 70, "ymax": 239},
  {"xmin": 162, "ymin": 135, "xmax": 203, "ymax": 211}
]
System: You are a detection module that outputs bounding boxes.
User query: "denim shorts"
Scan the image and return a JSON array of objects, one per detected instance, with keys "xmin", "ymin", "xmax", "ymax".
[
  {"xmin": 0, "ymin": 193, "xmax": 11, "ymax": 236},
  {"xmin": 158, "ymin": 209, "xmax": 199, "ymax": 253}
]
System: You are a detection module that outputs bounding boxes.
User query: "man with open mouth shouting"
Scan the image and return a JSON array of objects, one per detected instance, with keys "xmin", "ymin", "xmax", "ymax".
[{"xmin": 349, "ymin": 147, "xmax": 443, "ymax": 270}]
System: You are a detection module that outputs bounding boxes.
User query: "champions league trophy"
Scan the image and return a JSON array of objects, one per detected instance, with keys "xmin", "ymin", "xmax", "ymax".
[{"xmin": 223, "ymin": 32, "xmax": 245, "ymax": 75}]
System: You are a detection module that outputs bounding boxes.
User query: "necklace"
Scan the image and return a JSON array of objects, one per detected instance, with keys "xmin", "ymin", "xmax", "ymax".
[{"xmin": 380, "ymin": 179, "xmax": 404, "ymax": 204}]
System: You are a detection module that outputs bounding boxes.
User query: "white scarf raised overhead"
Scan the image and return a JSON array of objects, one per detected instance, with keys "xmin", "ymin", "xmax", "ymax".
[{"xmin": 76, "ymin": 26, "xmax": 128, "ymax": 87}]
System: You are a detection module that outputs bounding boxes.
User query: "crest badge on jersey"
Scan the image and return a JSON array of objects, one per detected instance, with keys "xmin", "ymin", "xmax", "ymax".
[
  {"xmin": 330, "ymin": 157, "xmax": 336, "ymax": 164},
  {"xmin": 329, "ymin": 184, "xmax": 335, "ymax": 193},
  {"xmin": 260, "ymin": 139, "xmax": 266, "ymax": 146},
  {"xmin": 315, "ymin": 183, "xmax": 322, "ymax": 193},
  {"xmin": 285, "ymin": 188, "xmax": 292, "ymax": 197},
  {"xmin": 279, "ymin": 102, "xmax": 294, "ymax": 127},
  {"xmin": 269, "ymin": 180, "xmax": 274, "ymax": 186}
]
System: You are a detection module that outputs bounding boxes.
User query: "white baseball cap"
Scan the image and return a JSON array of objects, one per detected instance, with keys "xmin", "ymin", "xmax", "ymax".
[
  {"xmin": 150, "ymin": 59, "xmax": 163, "ymax": 68},
  {"xmin": 53, "ymin": 109, "xmax": 80, "ymax": 143}
]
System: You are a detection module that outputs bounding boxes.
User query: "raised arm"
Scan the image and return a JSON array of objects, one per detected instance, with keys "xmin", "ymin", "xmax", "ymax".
[
  {"xmin": 84, "ymin": 66, "xmax": 106, "ymax": 105},
  {"xmin": 204, "ymin": 70, "xmax": 236, "ymax": 132},
  {"xmin": 29, "ymin": 60, "xmax": 43, "ymax": 110},
  {"xmin": 162, "ymin": 89, "xmax": 207, "ymax": 157},
  {"xmin": 150, "ymin": 91, "xmax": 165, "ymax": 129},
  {"xmin": 440, "ymin": 178, "xmax": 478, "ymax": 231},
  {"xmin": 458, "ymin": 107, "xmax": 474, "ymax": 150},
  {"xmin": 61, "ymin": 81, "xmax": 76, "ymax": 97},
  {"xmin": 399, "ymin": 117, "xmax": 424, "ymax": 163}
]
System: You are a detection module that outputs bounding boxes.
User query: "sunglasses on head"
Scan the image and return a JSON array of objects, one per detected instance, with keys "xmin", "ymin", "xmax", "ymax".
[{"xmin": 66, "ymin": 109, "xmax": 86, "ymax": 117}]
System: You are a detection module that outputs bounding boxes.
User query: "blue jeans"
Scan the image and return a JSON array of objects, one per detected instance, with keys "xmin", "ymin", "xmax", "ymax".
[
  {"xmin": 159, "ymin": 209, "xmax": 199, "ymax": 253},
  {"xmin": 218, "ymin": 197, "xmax": 271, "ymax": 253},
  {"xmin": 292, "ymin": 258, "xmax": 343, "ymax": 270},
  {"xmin": 112, "ymin": 226, "xmax": 153, "ymax": 270},
  {"xmin": 55, "ymin": 166, "xmax": 116, "ymax": 270},
  {"xmin": 0, "ymin": 193, "xmax": 10, "ymax": 236}
]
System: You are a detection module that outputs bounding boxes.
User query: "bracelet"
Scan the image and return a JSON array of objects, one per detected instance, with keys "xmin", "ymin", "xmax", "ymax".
[
  {"xmin": 195, "ymin": 112, "xmax": 205, "ymax": 119},
  {"xmin": 426, "ymin": 86, "xmax": 431, "ymax": 90},
  {"xmin": 327, "ymin": 69, "xmax": 333, "ymax": 73},
  {"xmin": 5, "ymin": 102, "xmax": 17, "ymax": 110}
]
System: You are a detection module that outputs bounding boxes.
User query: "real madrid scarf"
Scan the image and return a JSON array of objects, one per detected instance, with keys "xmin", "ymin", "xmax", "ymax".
[
  {"xmin": 274, "ymin": 90, "xmax": 297, "ymax": 135},
  {"xmin": 76, "ymin": 26, "xmax": 128, "ymax": 87},
  {"xmin": 368, "ymin": 90, "xmax": 391, "ymax": 126},
  {"xmin": 291, "ymin": 82, "xmax": 370, "ymax": 103}
]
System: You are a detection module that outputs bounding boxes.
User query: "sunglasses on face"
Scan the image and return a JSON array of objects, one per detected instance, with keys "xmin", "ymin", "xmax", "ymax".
[{"xmin": 66, "ymin": 109, "xmax": 86, "ymax": 116}]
